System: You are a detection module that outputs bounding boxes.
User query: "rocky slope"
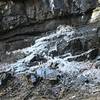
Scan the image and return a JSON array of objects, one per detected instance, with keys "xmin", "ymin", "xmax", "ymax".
[{"xmin": 0, "ymin": 0, "xmax": 100, "ymax": 100}]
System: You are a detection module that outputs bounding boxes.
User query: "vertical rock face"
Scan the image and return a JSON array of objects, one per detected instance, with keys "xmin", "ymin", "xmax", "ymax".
[{"xmin": 0, "ymin": 0, "xmax": 97, "ymax": 33}]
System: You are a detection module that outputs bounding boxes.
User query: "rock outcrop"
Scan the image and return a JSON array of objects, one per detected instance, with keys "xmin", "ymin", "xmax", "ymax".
[
  {"xmin": 0, "ymin": 0, "xmax": 97, "ymax": 41},
  {"xmin": 0, "ymin": 25, "xmax": 99, "ymax": 100},
  {"xmin": 0, "ymin": 1, "xmax": 100, "ymax": 100}
]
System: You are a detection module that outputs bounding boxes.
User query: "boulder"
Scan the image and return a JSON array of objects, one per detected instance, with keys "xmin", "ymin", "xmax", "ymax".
[
  {"xmin": 28, "ymin": 54, "xmax": 47, "ymax": 66},
  {"xmin": 57, "ymin": 38, "xmax": 83, "ymax": 56},
  {"xmin": 68, "ymin": 38, "xmax": 83, "ymax": 55},
  {"xmin": 0, "ymin": 72, "xmax": 12, "ymax": 86}
]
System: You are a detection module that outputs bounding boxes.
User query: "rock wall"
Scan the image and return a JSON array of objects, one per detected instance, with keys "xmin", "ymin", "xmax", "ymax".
[{"xmin": 0, "ymin": 0, "xmax": 97, "ymax": 40}]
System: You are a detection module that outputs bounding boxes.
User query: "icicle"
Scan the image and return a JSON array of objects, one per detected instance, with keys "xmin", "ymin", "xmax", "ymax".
[{"xmin": 49, "ymin": 0, "xmax": 55, "ymax": 14}]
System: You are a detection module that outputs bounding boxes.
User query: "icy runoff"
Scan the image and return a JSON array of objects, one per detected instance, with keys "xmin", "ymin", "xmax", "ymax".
[{"xmin": 8, "ymin": 25, "xmax": 100, "ymax": 85}]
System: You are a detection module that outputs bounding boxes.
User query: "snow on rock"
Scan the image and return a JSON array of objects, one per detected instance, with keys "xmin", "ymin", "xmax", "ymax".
[
  {"xmin": 10, "ymin": 62, "xmax": 28, "ymax": 74},
  {"xmin": 79, "ymin": 69, "xmax": 100, "ymax": 84},
  {"xmin": 0, "ymin": 63, "xmax": 11, "ymax": 73},
  {"xmin": 8, "ymin": 25, "xmax": 77, "ymax": 56},
  {"xmin": 5, "ymin": 25, "xmax": 100, "ymax": 85},
  {"xmin": 46, "ymin": 57, "xmax": 92, "ymax": 74},
  {"xmin": 34, "ymin": 66, "xmax": 61, "ymax": 79},
  {"xmin": 7, "ymin": 25, "xmax": 77, "ymax": 74},
  {"xmin": 0, "ymin": 63, "xmax": 13, "ymax": 86}
]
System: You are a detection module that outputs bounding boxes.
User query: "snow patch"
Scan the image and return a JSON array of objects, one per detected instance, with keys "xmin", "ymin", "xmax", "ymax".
[{"xmin": 81, "ymin": 69, "xmax": 100, "ymax": 83}]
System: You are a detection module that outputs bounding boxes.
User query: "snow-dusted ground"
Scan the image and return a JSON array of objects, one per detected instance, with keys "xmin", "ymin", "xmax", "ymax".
[{"xmin": 3, "ymin": 25, "xmax": 100, "ymax": 85}]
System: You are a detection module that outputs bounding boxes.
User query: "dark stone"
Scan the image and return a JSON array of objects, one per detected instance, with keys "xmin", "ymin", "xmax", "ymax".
[
  {"xmin": 57, "ymin": 38, "xmax": 83, "ymax": 56},
  {"xmin": 57, "ymin": 39, "xmax": 68, "ymax": 55},
  {"xmin": 49, "ymin": 49, "xmax": 58, "ymax": 58},
  {"xmin": 83, "ymin": 41, "xmax": 88, "ymax": 51},
  {"xmin": 28, "ymin": 54, "xmax": 47, "ymax": 66},
  {"xmin": 68, "ymin": 38, "xmax": 83, "ymax": 55},
  {"xmin": 87, "ymin": 48, "xmax": 99, "ymax": 60},
  {"xmin": 0, "ymin": 72, "xmax": 12, "ymax": 87},
  {"xmin": 27, "ymin": 73, "xmax": 43, "ymax": 86}
]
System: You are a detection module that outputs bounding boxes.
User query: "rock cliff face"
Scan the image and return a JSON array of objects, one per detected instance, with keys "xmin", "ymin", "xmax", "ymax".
[{"xmin": 0, "ymin": 0, "xmax": 97, "ymax": 41}]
